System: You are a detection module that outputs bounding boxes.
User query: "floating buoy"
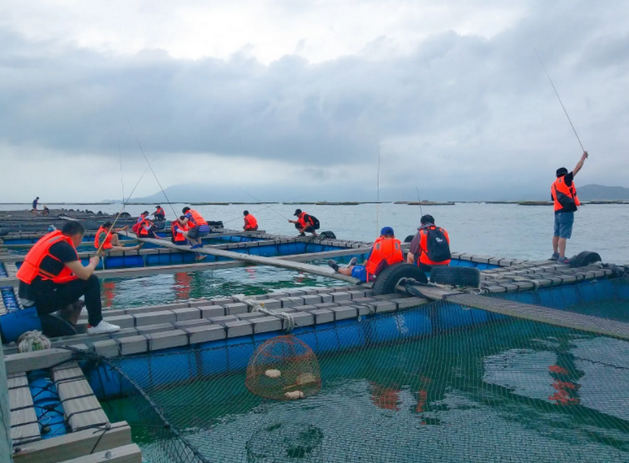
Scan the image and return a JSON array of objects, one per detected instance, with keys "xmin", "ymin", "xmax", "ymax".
[
  {"xmin": 265, "ymin": 369, "xmax": 282, "ymax": 378},
  {"xmin": 284, "ymin": 390, "xmax": 304, "ymax": 400}
]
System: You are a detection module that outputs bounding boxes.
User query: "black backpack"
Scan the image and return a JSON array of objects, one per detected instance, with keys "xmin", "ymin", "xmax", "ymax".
[
  {"xmin": 425, "ymin": 227, "xmax": 451, "ymax": 262},
  {"xmin": 306, "ymin": 214, "xmax": 321, "ymax": 230}
]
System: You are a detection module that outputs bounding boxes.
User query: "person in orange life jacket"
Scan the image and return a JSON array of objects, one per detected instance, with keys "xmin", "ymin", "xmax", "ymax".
[
  {"xmin": 243, "ymin": 210, "xmax": 258, "ymax": 231},
  {"xmin": 94, "ymin": 221, "xmax": 142, "ymax": 253},
  {"xmin": 171, "ymin": 216, "xmax": 189, "ymax": 245},
  {"xmin": 180, "ymin": 207, "xmax": 210, "ymax": 248},
  {"xmin": 153, "ymin": 205, "xmax": 165, "ymax": 221},
  {"xmin": 16, "ymin": 221, "xmax": 120, "ymax": 335},
  {"xmin": 288, "ymin": 209, "xmax": 318, "ymax": 237},
  {"xmin": 407, "ymin": 214, "xmax": 451, "ymax": 272},
  {"xmin": 137, "ymin": 217, "xmax": 162, "ymax": 239},
  {"xmin": 552, "ymin": 151, "xmax": 588, "ymax": 264},
  {"xmin": 328, "ymin": 227, "xmax": 404, "ymax": 282},
  {"xmin": 131, "ymin": 211, "xmax": 149, "ymax": 234}
]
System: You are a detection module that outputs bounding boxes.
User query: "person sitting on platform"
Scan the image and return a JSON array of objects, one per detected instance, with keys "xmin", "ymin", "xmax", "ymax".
[
  {"xmin": 137, "ymin": 217, "xmax": 162, "ymax": 239},
  {"xmin": 42, "ymin": 205, "xmax": 50, "ymax": 216},
  {"xmin": 243, "ymin": 210, "xmax": 258, "ymax": 231},
  {"xmin": 180, "ymin": 207, "xmax": 210, "ymax": 248},
  {"xmin": 288, "ymin": 209, "xmax": 318, "ymax": 237},
  {"xmin": 95, "ymin": 221, "xmax": 143, "ymax": 252},
  {"xmin": 16, "ymin": 221, "xmax": 120, "ymax": 335},
  {"xmin": 132, "ymin": 211, "xmax": 149, "ymax": 234},
  {"xmin": 153, "ymin": 205, "xmax": 166, "ymax": 221},
  {"xmin": 171, "ymin": 216, "xmax": 189, "ymax": 245},
  {"xmin": 328, "ymin": 226, "xmax": 404, "ymax": 282},
  {"xmin": 407, "ymin": 214, "xmax": 451, "ymax": 272}
]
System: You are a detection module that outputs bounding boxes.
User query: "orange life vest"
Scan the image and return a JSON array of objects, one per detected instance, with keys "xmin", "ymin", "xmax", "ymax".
[
  {"xmin": 171, "ymin": 221, "xmax": 188, "ymax": 243},
  {"xmin": 137, "ymin": 219, "xmax": 152, "ymax": 237},
  {"xmin": 365, "ymin": 236, "xmax": 404, "ymax": 278},
  {"xmin": 551, "ymin": 177, "xmax": 580, "ymax": 212},
  {"xmin": 244, "ymin": 214, "xmax": 258, "ymax": 230},
  {"xmin": 297, "ymin": 212, "xmax": 314, "ymax": 228},
  {"xmin": 155, "ymin": 207, "xmax": 165, "ymax": 216},
  {"xmin": 418, "ymin": 226, "xmax": 451, "ymax": 266},
  {"xmin": 186, "ymin": 209, "xmax": 208, "ymax": 227},
  {"xmin": 94, "ymin": 226, "xmax": 113, "ymax": 250},
  {"xmin": 16, "ymin": 230, "xmax": 79, "ymax": 284}
]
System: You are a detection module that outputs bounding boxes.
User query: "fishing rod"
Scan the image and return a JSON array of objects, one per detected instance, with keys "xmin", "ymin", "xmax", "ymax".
[
  {"xmin": 376, "ymin": 146, "xmax": 381, "ymax": 235},
  {"xmin": 118, "ymin": 140, "xmax": 125, "ymax": 210},
  {"xmin": 240, "ymin": 189, "xmax": 291, "ymax": 220},
  {"xmin": 415, "ymin": 184, "xmax": 424, "ymax": 217},
  {"xmin": 127, "ymin": 120, "xmax": 179, "ymax": 219},
  {"xmin": 222, "ymin": 193, "xmax": 313, "ymax": 225},
  {"xmin": 534, "ymin": 49, "xmax": 586, "ymax": 153}
]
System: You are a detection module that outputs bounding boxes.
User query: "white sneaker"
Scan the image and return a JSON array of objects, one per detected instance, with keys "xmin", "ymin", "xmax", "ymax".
[{"xmin": 87, "ymin": 320, "xmax": 121, "ymax": 335}]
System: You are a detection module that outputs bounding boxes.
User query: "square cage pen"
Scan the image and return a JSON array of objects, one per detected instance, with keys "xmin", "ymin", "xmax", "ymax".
[{"xmin": 84, "ymin": 276, "xmax": 629, "ymax": 463}]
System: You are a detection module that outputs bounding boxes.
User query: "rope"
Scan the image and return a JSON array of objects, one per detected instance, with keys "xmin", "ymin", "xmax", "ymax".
[
  {"xmin": 234, "ymin": 295, "xmax": 296, "ymax": 332},
  {"xmin": 17, "ymin": 330, "xmax": 51, "ymax": 352}
]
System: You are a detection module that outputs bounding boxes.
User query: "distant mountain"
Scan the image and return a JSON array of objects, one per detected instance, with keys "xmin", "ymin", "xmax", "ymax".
[{"xmin": 578, "ymin": 184, "xmax": 629, "ymax": 201}]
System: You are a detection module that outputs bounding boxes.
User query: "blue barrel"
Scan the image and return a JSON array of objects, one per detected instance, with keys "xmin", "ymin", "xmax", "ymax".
[
  {"xmin": 28, "ymin": 371, "xmax": 67, "ymax": 438},
  {"xmin": 0, "ymin": 307, "xmax": 42, "ymax": 343}
]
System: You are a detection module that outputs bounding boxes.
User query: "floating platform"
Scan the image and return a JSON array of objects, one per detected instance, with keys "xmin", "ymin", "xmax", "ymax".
[{"xmin": 1, "ymin": 226, "xmax": 628, "ymax": 462}]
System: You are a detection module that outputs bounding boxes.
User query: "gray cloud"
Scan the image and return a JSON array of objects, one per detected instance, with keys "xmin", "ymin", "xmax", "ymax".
[{"xmin": 0, "ymin": 0, "xmax": 627, "ymax": 202}]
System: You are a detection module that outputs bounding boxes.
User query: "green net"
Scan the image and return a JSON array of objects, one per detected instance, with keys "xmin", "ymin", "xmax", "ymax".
[{"xmin": 89, "ymin": 278, "xmax": 629, "ymax": 462}]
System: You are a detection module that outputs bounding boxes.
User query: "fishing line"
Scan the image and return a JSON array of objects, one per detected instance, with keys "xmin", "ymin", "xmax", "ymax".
[
  {"xmin": 118, "ymin": 140, "xmax": 125, "ymax": 210},
  {"xmin": 534, "ymin": 49, "xmax": 586, "ymax": 152},
  {"xmin": 222, "ymin": 193, "xmax": 313, "ymax": 225},
  {"xmin": 127, "ymin": 119, "xmax": 179, "ymax": 219},
  {"xmin": 240, "ymin": 189, "xmax": 290, "ymax": 220},
  {"xmin": 376, "ymin": 146, "xmax": 381, "ymax": 235},
  {"xmin": 415, "ymin": 184, "xmax": 424, "ymax": 218}
]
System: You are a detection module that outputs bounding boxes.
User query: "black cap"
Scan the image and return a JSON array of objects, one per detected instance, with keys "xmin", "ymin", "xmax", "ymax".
[
  {"xmin": 293, "ymin": 209, "xmax": 302, "ymax": 216},
  {"xmin": 155, "ymin": 205, "xmax": 161, "ymax": 208},
  {"xmin": 142, "ymin": 211, "xmax": 149, "ymax": 215},
  {"xmin": 243, "ymin": 210, "xmax": 249, "ymax": 215},
  {"xmin": 102, "ymin": 221, "xmax": 112, "ymax": 228},
  {"xmin": 556, "ymin": 167, "xmax": 568, "ymax": 177},
  {"xmin": 420, "ymin": 214, "xmax": 435, "ymax": 225}
]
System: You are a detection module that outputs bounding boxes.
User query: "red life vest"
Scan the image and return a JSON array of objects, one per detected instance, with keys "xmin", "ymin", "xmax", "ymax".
[
  {"xmin": 365, "ymin": 237, "xmax": 404, "ymax": 279},
  {"xmin": 16, "ymin": 230, "xmax": 79, "ymax": 284},
  {"xmin": 551, "ymin": 177, "xmax": 580, "ymax": 212},
  {"xmin": 94, "ymin": 226, "xmax": 113, "ymax": 250},
  {"xmin": 132, "ymin": 214, "xmax": 147, "ymax": 234},
  {"xmin": 244, "ymin": 214, "xmax": 258, "ymax": 230},
  {"xmin": 171, "ymin": 221, "xmax": 188, "ymax": 243},
  {"xmin": 155, "ymin": 207, "xmax": 165, "ymax": 216},
  {"xmin": 418, "ymin": 226, "xmax": 451, "ymax": 266},
  {"xmin": 137, "ymin": 219, "xmax": 152, "ymax": 237},
  {"xmin": 297, "ymin": 212, "xmax": 314, "ymax": 228},
  {"xmin": 186, "ymin": 209, "xmax": 208, "ymax": 227}
]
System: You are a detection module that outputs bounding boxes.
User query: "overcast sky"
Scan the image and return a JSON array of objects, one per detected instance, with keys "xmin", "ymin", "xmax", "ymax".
[{"xmin": 0, "ymin": 0, "xmax": 627, "ymax": 202}]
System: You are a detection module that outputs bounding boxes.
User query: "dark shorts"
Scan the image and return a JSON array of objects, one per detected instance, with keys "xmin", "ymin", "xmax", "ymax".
[
  {"xmin": 351, "ymin": 265, "xmax": 368, "ymax": 282},
  {"xmin": 188, "ymin": 225, "xmax": 210, "ymax": 239},
  {"xmin": 554, "ymin": 212, "xmax": 574, "ymax": 239},
  {"xmin": 302, "ymin": 225, "xmax": 316, "ymax": 233}
]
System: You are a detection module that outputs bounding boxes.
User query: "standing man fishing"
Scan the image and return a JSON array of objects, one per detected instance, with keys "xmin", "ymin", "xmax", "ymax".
[{"xmin": 551, "ymin": 151, "xmax": 588, "ymax": 264}]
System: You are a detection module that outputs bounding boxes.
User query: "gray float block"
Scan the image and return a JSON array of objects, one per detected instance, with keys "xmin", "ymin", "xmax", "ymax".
[
  {"xmin": 123, "ymin": 306, "xmax": 162, "ymax": 316},
  {"xmin": 351, "ymin": 297, "xmax": 376, "ymax": 305},
  {"xmin": 144, "ymin": 302, "xmax": 189, "ymax": 311},
  {"xmin": 187, "ymin": 324, "xmax": 226, "ymax": 344},
  {"xmin": 172, "ymin": 308, "xmax": 201, "ymax": 321},
  {"xmin": 318, "ymin": 293, "xmax": 333, "ymax": 303},
  {"xmin": 175, "ymin": 319, "xmax": 211, "ymax": 328},
  {"xmin": 352, "ymin": 304, "xmax": 372, "ymax": 316},
  {"xmin": 118, "ymin": 335, "xmax": 149, "ymax": 355},
  {"xmin": 282, "ymin": 289, "xmax": 306, "ymax": 297},
  {"xmin": 311, "ymin": 309, "xmax": 334, "ymax": 324},
  {"xmin": 251, "ymin": 316, "xmax": 283, "ymax": 333},
  {"xmin": 136, "ymin": 323, "xmax": 175, "ymax": 334},
  {"xmin": 293, "ymin": 304, "xmax": 318, "ymax": 312},
  {"xmin": 209, "ymin": 315, "xmax": 238, "ymax": 324},
  {"xmin": 134, "ymin": 310, "xmax": 177, "ymax": 326},
  {"xmin": 237, "ymin": 312, "xmax": 270, "ymax": 321},
  {"xmin": 313, "ymin": 302, "xmax": 338, "ymax": 310},
  {"xmin": 391, "ymin": 298, "xmax": 425, "ymax": 310},
  {"xmin": 347, "ymin": 290, "xmax": 368, "ymax": 299},
  {"xmin": 291, "ymin": 312, "xmax": 315, "ymax": 328},
  {"xmin": 301, "ymin": 295, "xmax": 322, "ymax": 305},
  {"xmin": 208, "ymin": 297, "xmax": 236, "ymax": 306},
  {"xmin": 187, "ymin": 299, "xmax": 210, "ymax": 308},
  {"xmin": 148, "ymin": 330, "xmax": 189, "ymax": 351},
  {"xmin": 485, "ymin": 286, "xmax": 507, "ymax": 293},
  {"xmin": 331, "ymin": 292, "xmax": 352, "ymax": 302},
  {"xmin": 225, "ymin": 320, "xmax": 253, "ymax": 338},
  {"xmin": 103, "ymin": 314, "xmax": 135, "ymax": 329},
  {"xmin": 92, "ymin": 339, "xmax": 119, "ymax": 358},
  {"xmin": 374, "ymin": 301, "xmax": 397, "ymax": 313},
  {"xmin": 280, "ymin": 297, "xmax": 304, "ymax": 308},
  {"xmin": 200, "ymin": 306, "xmax": 226, "ymax": 319},
  {"xmin": 330, "ymin": 306, "xmax": 357, "ymax": 320},
  {"xmin": 259, "ymin": 298, "xmax": 281, "ymax": 310},
  {"xmin": 224, "ymin": 303, "xmax": 249, "ymax": 315},
  {"xmin": 489, "ymin": 258, "xmax": 501, "ymax": 266}
]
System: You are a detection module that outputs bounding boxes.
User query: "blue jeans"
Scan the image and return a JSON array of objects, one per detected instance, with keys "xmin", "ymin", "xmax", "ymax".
[{"xmin": 554, "ymin": 212, "xmax": 574, "ymax": 239}]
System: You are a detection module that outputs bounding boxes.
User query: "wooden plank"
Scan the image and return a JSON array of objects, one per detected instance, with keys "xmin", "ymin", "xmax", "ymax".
[
  {"xmin": 53, "ymin": 363, "xmax": 109, "ymax": 432},
  {"xmin": 8, "ymin": 373, "xmax": 40, "ymax": 444},
  {"xmin": 57, "ymin": 444, "xmax": 142, "ymax": 463},
  {"xmin": 12, "ymin": 421, "xmax": 132, "ymax": 463}
]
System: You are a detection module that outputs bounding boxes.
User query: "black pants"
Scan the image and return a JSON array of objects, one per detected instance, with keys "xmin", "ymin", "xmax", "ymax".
[
  {"xmin": 30, "ymin": 275, "xmax": 103, "ymax": 327},
  {"xmin": 418, "ymin": 263, "xmax": 433, "ymax": 272}
]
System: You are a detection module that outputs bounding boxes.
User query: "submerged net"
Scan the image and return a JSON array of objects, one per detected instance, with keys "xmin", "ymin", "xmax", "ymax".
[{"xmin": 85, "ymin": 277, "xmax": 629, "ymax": 462}]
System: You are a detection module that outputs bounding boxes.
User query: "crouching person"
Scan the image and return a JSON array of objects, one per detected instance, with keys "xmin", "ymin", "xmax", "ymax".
[
  {"xmin": 407, "ymin": 214, "xmax": 451, "ymax": 271},
  {"xmin": 17, "ymin": 221, "xmax": 120, "ymax": 335},
  {"xmin": 328, "ymin": 226, "xmax": 404, "ymax": 281}
]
